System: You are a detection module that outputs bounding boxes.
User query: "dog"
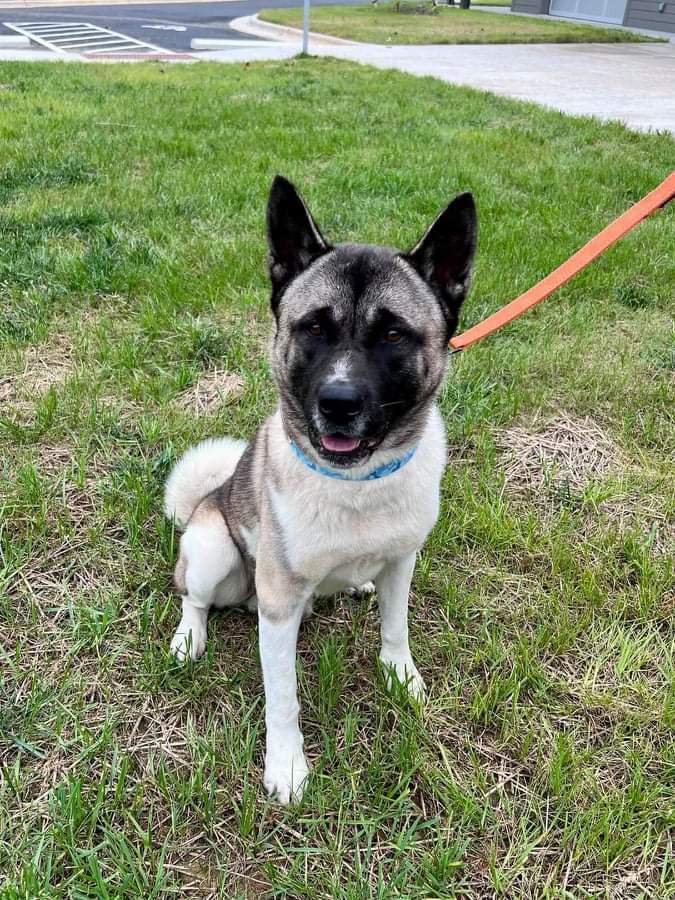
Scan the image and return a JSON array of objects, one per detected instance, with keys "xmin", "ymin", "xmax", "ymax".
[{"xmin": 163, "ymin": 176, "xmax": 477, "ymax": 803}]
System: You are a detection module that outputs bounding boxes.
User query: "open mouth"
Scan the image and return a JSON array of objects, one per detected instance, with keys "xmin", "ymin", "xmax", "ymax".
[
  {"xmin": 319, "ymin": 433, "xmax": 378, "ymax": 461},
  {"xmin": 320, "ymin": 434, "xmax": 362, "ymax": 454}
]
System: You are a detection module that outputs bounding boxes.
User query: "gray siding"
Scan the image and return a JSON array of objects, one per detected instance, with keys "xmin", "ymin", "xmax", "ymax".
[
  {"xmin": 512, "ymin": 0, "xmax": 674, "ymax": 31},
  {"xmin": 511, "ymin": 0, "xmax": 551, "ymax": 13},
  {"xmin": 624, "ymin": 0, "xmax": 675, "ymax": 31}
]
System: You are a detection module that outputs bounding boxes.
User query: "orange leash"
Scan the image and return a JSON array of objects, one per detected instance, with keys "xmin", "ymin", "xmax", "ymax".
[{"xmin": 449, "ymin": 171, "xmax": 675, "ymax": 352}]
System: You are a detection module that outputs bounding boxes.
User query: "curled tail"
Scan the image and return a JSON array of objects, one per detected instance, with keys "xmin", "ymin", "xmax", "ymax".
[{"xmin": 163, "ymin": 437, "xmax": 247, "ymax": 528}]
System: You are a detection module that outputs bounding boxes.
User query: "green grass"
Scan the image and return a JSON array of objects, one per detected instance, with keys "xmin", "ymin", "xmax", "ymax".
[
  {"xmin": 259, "ymin": 1, "xmax": 657, "ymax": 44},
  {"xmin": 0, "ymin": 59, "xmax": 673, "ymax": 898}
]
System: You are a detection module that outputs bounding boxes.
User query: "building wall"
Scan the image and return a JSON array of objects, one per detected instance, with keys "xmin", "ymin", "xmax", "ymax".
[
  {"xmin": 623, "ymin": 0, "xmax": 675, "ymax": 31},
  {"xmin": 511, "ymin": 0, "xmax": 551, "ymax": 12},
  {"xmin": 511, "ymin": 0, "xmax": 675, "ymax": 32}
]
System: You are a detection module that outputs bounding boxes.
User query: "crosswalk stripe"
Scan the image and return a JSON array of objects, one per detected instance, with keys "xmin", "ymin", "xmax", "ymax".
[
  {"xmin": 50, "ymin": 32, "xmax": 118, "ymax": 42},
  {"xmin": 3, "ymin": 20, "xmax": 170, "ymax": 55},
  {"xmin": 60, "ymin": 39, "xmax": 138, "ymax": 49},
  {"xmin": 88, "ymin": 45, "xmax": 153, "ymax": 54}
]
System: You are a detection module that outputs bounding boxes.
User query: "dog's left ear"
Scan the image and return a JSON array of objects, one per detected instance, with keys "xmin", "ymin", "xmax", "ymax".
[
  {"xmin": 404, "ymin": 192, "xmax": 477, "ymax": 336},
  {"xmin": 267, "ymin": 175, "xmax": 330, "ymax": 312}
]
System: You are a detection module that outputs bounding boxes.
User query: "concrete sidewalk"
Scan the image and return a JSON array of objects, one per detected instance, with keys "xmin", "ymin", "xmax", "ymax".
[
  {"xmin": 318, "ymin": 41, "xmax": 675, "ymax": 134},
  {"xmin": 218, "ymin": 15, "xmax": 675, "ymax": 135}
]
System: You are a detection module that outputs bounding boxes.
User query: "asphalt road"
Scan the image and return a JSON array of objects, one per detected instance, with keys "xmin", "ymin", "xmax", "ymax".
[{"xmin": 0, "ymin": 0, "xmax": 364, "ymax": 51}]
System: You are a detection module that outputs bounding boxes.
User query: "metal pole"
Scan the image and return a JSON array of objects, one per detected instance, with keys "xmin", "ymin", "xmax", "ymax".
[{"xmin": 302, "ymin": 0, "xmax": 310, "ymax": 53}]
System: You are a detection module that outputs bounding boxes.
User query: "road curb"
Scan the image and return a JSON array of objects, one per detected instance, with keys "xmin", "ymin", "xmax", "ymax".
[
  {"xmin": 0, "ymin": 33, "xmax": 29, "ymax": 45},
  {"xmin": 229, "ymin": 14, "xmax": 358, "ymax": 47},
  {"xmin": 191, "ymin": 37, "xmax": 276, "ymax": 50}
]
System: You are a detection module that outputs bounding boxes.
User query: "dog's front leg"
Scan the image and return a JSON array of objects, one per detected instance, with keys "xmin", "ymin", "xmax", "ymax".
[
  {"xmin": 375, "ymin": 552, "xmax": 426, "ymax": 700},
  {"xmin": 256, "ymin": 562, "xmax": 311, "ymax": 804}
]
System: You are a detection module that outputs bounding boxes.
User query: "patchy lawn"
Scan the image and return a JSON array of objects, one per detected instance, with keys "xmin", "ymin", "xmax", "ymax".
[
  {"xmin": 260, "ymin": 1, "xmax": 658, "ymax": 43},
  {"xmin": 0, "ymin": 59, "xmax": 673, "ymax": 898}
]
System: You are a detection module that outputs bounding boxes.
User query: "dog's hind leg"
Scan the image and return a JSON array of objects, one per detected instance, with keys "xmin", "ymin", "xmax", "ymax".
[
  {"xmin": 171, "ymin": 506, "xmax": 246, "ymax": 662},
  {"xmin": 171, "ymin": 598, "xmax": 209, "ymax": 663}
]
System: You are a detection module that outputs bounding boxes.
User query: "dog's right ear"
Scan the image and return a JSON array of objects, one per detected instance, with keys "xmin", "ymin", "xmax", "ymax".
[{"xmin": 267, "ymin": 175, "xmax": 330, "ymax": 312}]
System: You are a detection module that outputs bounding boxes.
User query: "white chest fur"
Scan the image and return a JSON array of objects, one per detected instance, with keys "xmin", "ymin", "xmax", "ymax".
[{"xmin": 266, "ymin": 407, "xmax": 447, "ymax": 590}]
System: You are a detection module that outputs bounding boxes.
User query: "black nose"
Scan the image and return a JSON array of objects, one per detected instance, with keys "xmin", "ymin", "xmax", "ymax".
[{"xmin": 318, "ymin": 381, "xmax": 364, "ymax": 424}]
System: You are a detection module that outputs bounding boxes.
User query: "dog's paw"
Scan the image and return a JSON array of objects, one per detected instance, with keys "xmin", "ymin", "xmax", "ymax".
[
  {"xmin": 170, "ymin": 621, "xmax": 207, "ymax": 662},
  {"xmin": 379, "ymin": 654, "xmax": 427, "ymax": 701},
  {"xmin": 264, "ymin": 741, "xmax": 310, "ymax": 805},
  {"xmin": 347, "ymin": 581, "xmax": 376, "ymax": 597}
]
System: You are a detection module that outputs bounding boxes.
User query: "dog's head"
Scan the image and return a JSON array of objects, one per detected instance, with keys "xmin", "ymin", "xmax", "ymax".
[{"xmin": 267, "ymin": 176, "xmax": 476, "ymax": 469}]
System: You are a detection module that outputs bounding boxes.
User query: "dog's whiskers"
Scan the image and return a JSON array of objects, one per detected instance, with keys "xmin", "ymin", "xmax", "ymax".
[{"xmin": 379, "ymin": 400, "xmax": 405, "ymax": 409}]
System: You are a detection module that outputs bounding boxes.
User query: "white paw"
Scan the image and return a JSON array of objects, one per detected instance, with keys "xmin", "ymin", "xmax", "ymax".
[
  {"xmin": 380, "ymin": 655, "xmax": 427, "ymax": 701},
  {"xmin": 347, "ymin": 581, "xmax": 376, "ymax": 597},
  {"xmin": 263, "ymin": 740, "xmax": 310, "ymax": 805},
  {"xmin": 170, "ymin": 621, "xmax": 207, "ymax": 662}
]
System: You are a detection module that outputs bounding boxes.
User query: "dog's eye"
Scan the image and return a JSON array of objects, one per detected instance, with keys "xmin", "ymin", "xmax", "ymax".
[
  {"xmin": 384, "ymin": 329, "xmax": 402, "ymax": 344},
  {"xmin": 307, "ymin": 323, "xmax": 322, "ymax": 337}
]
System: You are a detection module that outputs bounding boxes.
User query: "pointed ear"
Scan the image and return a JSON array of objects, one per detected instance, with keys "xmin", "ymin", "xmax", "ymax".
[
  {"xmin": 266, "ymin": 175, "xmax": 330, "ymax": 311},
  {"xmin": 404, "ymin": 192, "xmax": 477, "ymax": 336}
]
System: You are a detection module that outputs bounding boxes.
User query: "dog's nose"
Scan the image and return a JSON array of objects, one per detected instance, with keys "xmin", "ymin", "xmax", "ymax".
[{"xmin": 318, "ymin": 381, "xmax": 364, "ymax": 424}]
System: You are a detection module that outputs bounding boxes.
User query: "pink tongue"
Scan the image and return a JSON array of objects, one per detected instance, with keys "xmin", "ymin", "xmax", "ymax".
[{"xmin": 321, "ymin": 434, "xmax": 361, "ymax": 453}]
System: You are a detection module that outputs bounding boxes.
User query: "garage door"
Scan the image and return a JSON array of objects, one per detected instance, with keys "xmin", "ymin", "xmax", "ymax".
[{"xmin": 549, "ymin": 0, "xmax": 627, "ymax": 24}]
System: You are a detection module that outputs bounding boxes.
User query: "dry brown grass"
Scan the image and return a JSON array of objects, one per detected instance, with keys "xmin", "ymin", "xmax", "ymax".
[
  {"xmin": 176, "ymin": 369, "xmax": 245, "ymax": 415},
  {"xmin": 495, "ymin": 411, "xmax": 625, "ymax": 496},
  {"xmin": 494, "ymin": 411, "xmax": 673, "ymax": 555},
  {"xmin": 599, "ymin": 487, "xmax": 674, "ymax": 558},
  {"xmin": 1, "ymin": 308, "xmax": 110, "ymax": 414},
  {"xmin": 17, "ymin": 336, "xmax": 77, "ymax": 393},
  {"xmin": 1, "ymin": 333, "xmax": 79, "ymax": 418}
]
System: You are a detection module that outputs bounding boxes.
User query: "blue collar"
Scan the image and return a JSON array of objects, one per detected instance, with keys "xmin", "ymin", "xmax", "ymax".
[{"xmin": 289, "ymin": 440, "xmax": 417, "ymax": 481}]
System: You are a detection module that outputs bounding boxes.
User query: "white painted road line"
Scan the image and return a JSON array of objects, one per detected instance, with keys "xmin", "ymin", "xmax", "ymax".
[
  {"xmin": 3, "ymin": 20, "xmax": 169, "ymax": 55},
  {"xmin": 141, "ymin": 24, "xmax": 186, "ymax": 31},
  {"xmin": 45, "ymin": 27, "xmax": 107, "ymax": 35},
  {"xmin": 62, "ymin": 38, "xmax": 140, "ymax": 48},
  {"xmin": 87, "ymin": 43, "xmax": 156, "ymax": 53},
  {"xmin": 48, "ymin": 31, "xmax": 103, "ymax": 39},
  {"xmin": 51, "ymin": 32, "xmax": 121, "ymax": 42}
]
